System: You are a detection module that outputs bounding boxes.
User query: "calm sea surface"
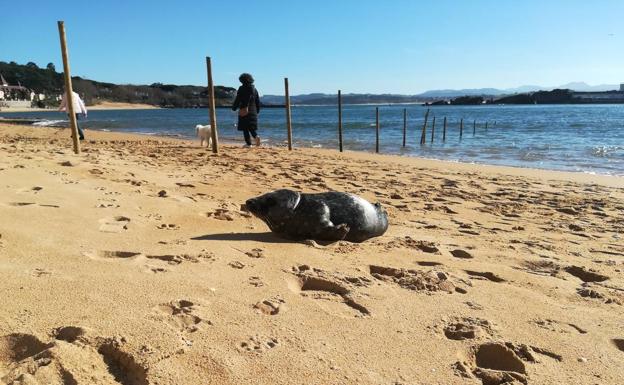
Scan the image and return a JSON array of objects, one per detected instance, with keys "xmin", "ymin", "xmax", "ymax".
[{"xmin": 2, "ymin": 104, "xmax": 623, "ymax": 175}]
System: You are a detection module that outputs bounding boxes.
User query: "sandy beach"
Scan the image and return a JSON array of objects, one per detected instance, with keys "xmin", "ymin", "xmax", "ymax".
[
  {"xmin": 0, "ymin": 123, "xmax": 623, "ymax": 385},
  {"xmin": 0, "ymin": 102, "xmax": 159, "ymax": 113}
]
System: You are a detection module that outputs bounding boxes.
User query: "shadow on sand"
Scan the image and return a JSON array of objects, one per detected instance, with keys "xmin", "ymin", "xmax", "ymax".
[{"xmin": 190, "ymin": 232, "xmax": 294, "ymax": 243}]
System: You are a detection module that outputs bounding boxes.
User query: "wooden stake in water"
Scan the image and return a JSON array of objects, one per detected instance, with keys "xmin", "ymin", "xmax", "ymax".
[
  {"xmin": 375, "ymin": 107, "xmax": 380, "ymax": 153},
  {"xmin": 285, "ymin": 78, "xmax": 292, "ymax": 151},
  {"xmin": 431, "ymin": 116, "xmax": 436, "ymax": 143},
  {"xmin": 420, "ymin": 109, "xmax": 430, "ymax": 145},
  {"xmin": 338, "ymin": 90, "xmax": 343, "ymax": 152},
  {"xmin": 460, "ymin": 118, "xmax": 464, "ymax": 138},
  {"xmin": 402, "ymin": 108, "xmax": 407, "ymax": 147},
  {"xmin": 57, "ymin": 21, "xmax": 80, "ymax": 154},
  {"xmin": 473, "ymin": 119, "xmax": 476, "ymax": 136},
  {"xmin": 443, "ymin": 116, "xmax": 447, "ymax": 142},
  {"xmin": 205, "ymin": 57, "xmax": 219, "ymax": 153},
  {"xmin": 485, "ymin": 121, "xmax": 488, "ymax": 130}
]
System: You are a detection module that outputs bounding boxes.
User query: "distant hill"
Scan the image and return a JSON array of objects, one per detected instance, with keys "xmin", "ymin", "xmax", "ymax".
[
  {"xmin": 417, "ymin": 82, "xmax": 621, "ymax": 98},
  {"xmin": 0, "ymin": 61, "xmax": 236, "ymax": 108},
  {"xmin": 261, "ymin": 93, "xmax": 426, "ymax": 105}
]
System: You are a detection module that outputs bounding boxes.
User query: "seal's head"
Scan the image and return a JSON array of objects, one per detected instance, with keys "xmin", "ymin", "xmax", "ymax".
[{"xmin": 245, "ymin": 189, "xmax": 300, "ymax": 231}]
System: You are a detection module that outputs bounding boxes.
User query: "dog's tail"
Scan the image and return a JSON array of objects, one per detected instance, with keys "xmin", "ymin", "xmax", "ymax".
[{"xmin": 195, "ymin": 124, "xmax": 200, "ymax": 137}]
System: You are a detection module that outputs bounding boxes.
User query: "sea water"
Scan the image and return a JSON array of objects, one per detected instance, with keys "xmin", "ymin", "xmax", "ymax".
[{"xmin": 2, "ymin": 104, "xmax": 623, "ymax": 176}]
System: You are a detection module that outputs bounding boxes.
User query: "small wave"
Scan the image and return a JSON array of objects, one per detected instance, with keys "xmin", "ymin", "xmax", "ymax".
[{"xmin": 32, "ymin": 119, "xmax": 67, "ymax": 127}]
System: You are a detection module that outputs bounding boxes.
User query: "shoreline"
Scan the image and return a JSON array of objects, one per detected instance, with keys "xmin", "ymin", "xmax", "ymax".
[
  {"xmin": 72, "ymin": 126, "xmax": 624, "ymax": 186},
  {"xmin": 0, "ymin": 101, "xmax": 160, "ymax": 112},
  {"xmin": 11, "ymin": 121, "xmax": 624, "ymax": 184},
  {"xmin": 1, "ymin": 117, "xmax": 621, "ymax": 179}
]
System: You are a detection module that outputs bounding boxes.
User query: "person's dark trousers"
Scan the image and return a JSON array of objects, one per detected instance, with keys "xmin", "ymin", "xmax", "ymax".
[
  {"xmin": 243, "ymin": 128, "xmax": 257, "ymax": 145},
  {"xmin": 75, "ymin": 113, "xmax": 85, "ymax": 140}
]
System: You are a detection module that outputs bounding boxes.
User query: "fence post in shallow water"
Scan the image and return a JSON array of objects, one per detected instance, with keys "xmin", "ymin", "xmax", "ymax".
[
  {"xmin": 375, "ymin": 107, "xmax": 380, "ymax": 153},
  {"xmin": 338, "ymin": 90, "xmax": 343, "ymax": 152},
  {"xmin": 402, "ymin": 108, "xmax": 407, "ymax": 147},
  {"xmin": 57, "ymin": 21, "xmax": 80, "ymax": 154},
  {"xmin": 485, "ymin": 121, "xmax": 488, "ymax": 130},
  {"xmin": 431, "ymin": 116, "xmax": 436, "ymax": 143},
  {"xmin": 420, "ymin": 109, "xmax": 430, "ymax": 145},
  {"xmin": 443, "ymin": 117, "xmax": 447, "ymax": 142},
  {"xmin": 473, "ymin": 120, "xmax": 476, "ymax": 136},
  {"xmin": 285, "ymin": 78, "xmax": 293, "ymax": 151},
  {"xmin": 205, "ymin": 57, "xmax": 219, "ymax": 153},
  {"xmin": 460, "ymin": 118, "xmax": 464, "ymax": 138}
]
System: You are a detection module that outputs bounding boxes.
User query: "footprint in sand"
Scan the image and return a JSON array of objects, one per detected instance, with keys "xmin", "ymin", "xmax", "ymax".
[
  {"xmin": 612, "ymin": 339, "xmax": 624, "ymax": 353},
  {"xmin": 464, "ymin": 270, "xmax": 506, "ymax": 283},
  {"xmin": 85, "ymin": 250, "xmax": 142, "ymax": 260},
  {"xmin": 98, "ymin": 216, "xmax": 131, "ymax": 233},
  {"xmin": 239, "ymin": 335, "xmax": 280, "ymax": 354},
  {"xmin": 253, "ymin": 296, "xmax": 286, "ymax": 315},
  {"xmin": 31, "ymin": 268, "xmax": 51, "ymax": 277},
  {"xmin": 450, "ymin": 249, "xmax": 474, "ymax": 259},
  {"xmin": 289, "ymin": 265, "xmax": 371, "ymax": 317},
  {"xmin": 369, "ymin": 265, "xmax": 468, "ymax": 294},
  {"xmin": 155, "ymin": 300, "xmax": 205, "ymax": 333},
  {"xmin": 442, "ymin": 317, "xmax": 496, "ymax": 340},
  {"xmin": 157, "ymin": 223, "xmax": 180, "ymax": 230},
  {"xmin": 565, "ymin": 265, "xmax": 609, "ymax": 283},
  {"xmin": 0, "ymin": 331, "xmax": 148, "ymax": 385}
]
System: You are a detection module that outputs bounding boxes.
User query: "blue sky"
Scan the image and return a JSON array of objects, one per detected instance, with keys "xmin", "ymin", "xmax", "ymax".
[{"xmin": 2, "ymin": 0, "xmax": 623, "ymax": 94}]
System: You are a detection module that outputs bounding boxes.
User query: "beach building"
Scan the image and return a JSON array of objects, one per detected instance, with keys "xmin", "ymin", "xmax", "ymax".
[{"xmin": 0, "ymin": 73, "xmax": 38, "ymax": 108}]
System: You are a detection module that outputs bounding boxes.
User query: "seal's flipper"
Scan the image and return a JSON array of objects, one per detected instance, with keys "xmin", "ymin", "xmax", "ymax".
[{"xmin": 314, "ymin": 222, "xmax": 350, "ymax": 241}]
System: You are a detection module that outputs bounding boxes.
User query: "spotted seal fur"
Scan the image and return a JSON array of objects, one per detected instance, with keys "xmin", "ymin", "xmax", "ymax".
[{"xmin": 245, "ymin": 189, "xmax": 388, "ymax": 242}]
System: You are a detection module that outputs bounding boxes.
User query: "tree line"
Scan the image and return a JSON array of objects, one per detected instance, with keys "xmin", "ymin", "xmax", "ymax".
[{"xmin": 0, "ymin": 61, "xmax": 237, "ymax": 108}]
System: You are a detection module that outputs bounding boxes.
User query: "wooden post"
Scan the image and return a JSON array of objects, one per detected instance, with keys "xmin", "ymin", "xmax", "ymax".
[
  {"xmin": 338, "ymin": 90, "xmax": 343, "ymax": 152},
  {"xmin": 431, "ymin": 116, "xmax": 436, "ymax": 143},
  {"xmin": 285, "ymin": 78, "xmax": 292, "ymax": 151},
  {"xmin": 442, "ymin": 116, "xmax": 447, "ymax": 142},
  {"xmin": 485, "ymin": 121, "xmax": 488, "ymax": 130},
  {"xmin": 205, "ymin": 57, "xmax": 219, "ymax": 153},
  {"xmin": 420, "ymin": 109, "xmax": 430, "ymax": 145},
  {"xmin": 460, "ymin": 118, "xmax": 464, "ymax": 138},
  {"xmin": 57, "ymin": 21, "xmax": 80, "ymax": 154},
  {"xmin": 402, "ymin": 108, "xmax": 407, "ymax": 147},
  {"xmin": 375, "ymin": 107, "xmax": 380, "ymax": 153},
  {"xmin": 473, "ymin": 119, "xmax": 476, "ymax": 136}
]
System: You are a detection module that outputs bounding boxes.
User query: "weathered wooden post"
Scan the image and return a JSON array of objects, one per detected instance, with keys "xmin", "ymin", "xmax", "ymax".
[
  {"xmin": 420, "ymin": 109, "xmax": 430, "ymax": 145},
  {"xmin": 431, "ymin": 116, "xmax": 436, "ymax": 143},
  {"xmin": 57, "ymin": 21, "xmax": 80, "ymax": 154},
  {"xmin": 485, "ymin": 121, "xmax": 488, "ymax": 130},
  {"xmin": 473, "ymin": 119, "xmax": 476, "ymax": 136},
  {"xmin": 460, "ymin": 118, "xmax": 464, "ymax": 138},
  {"xmin": 285, "ymin": 78, "xmax": 293, "ymax": 151},
  {"xmin": 375, "ymin": 107, "xmax": 380, "ymax": 153},
  {"xmin": 402, "ymin": 108, "xmax": 407, "ymax": 147},
  {"xmin": 338, "ymin": 90, "xmax": 343, "ymax": 152},
  {"xmin": 442, "ymin": 116, "xmax": 447, "ymax": 142},
  {"xmin": 205, "ymin": 57, "xmax": 219, "ymax": 153}
]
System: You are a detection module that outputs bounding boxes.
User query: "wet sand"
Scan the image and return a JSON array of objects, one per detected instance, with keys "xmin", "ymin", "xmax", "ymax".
[{"xmin": 0, "ymin": 123, "xmax": 623, "ymax": 384}]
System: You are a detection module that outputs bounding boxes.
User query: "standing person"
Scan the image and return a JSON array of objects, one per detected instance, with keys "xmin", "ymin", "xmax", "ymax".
[
  {"xmin": 232, "ymin": 73, "xmax": 261, "ymax": 147},
  {"xmin": 59, "ymin": 90, "xmax": 88, "ymax": 140}
]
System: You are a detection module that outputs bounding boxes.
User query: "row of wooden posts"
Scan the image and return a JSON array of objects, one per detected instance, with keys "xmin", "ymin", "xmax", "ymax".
[{"xmin": 57, "ymin": 20, "xmax": 493, "ymax": 156}]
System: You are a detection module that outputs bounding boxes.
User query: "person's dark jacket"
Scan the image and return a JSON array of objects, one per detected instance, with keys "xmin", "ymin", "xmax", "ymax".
[{"xmin": 232, "ymin": 83, "xmax": 260, "ymax": 131}]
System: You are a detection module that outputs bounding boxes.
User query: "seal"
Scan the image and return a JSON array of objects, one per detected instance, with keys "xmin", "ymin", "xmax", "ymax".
[{"xmin": 245, "ymin": 189, "xmax": 389, "ymax": 242}]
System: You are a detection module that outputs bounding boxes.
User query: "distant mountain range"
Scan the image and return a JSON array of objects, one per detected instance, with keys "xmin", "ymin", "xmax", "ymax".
[
  {"xmin": 417, "ymin": 82, "xmax": 622, "ymax": 97},
  {"xmin": 261, "ymin": 82, "xmax": 623, "ymax": 105}
]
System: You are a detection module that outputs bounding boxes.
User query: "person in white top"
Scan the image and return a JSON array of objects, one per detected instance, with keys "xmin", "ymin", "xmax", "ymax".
[{"xmin": 59, "ymin": 91, "xmax": 88, "ymax": 140}]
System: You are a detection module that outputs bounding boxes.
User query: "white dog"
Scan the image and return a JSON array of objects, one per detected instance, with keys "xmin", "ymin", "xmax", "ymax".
[{"xmin": 195, "ymin": 124, "xmax": 212, "ymax": 148}]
